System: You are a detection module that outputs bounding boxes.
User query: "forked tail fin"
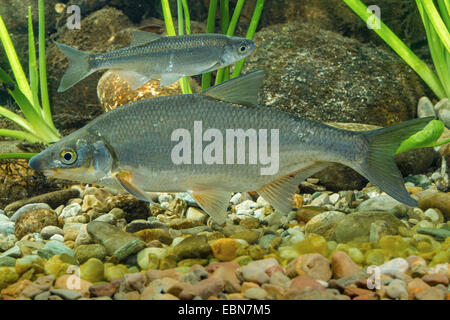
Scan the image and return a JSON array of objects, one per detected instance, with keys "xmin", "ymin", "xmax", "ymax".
[
  {"xmin": 353, "ymin": 117, "xmax": 434, "ymax": 207},
  {"xmin": 55, "ymin": 42, "xmax": 94, "ymax": 92}
]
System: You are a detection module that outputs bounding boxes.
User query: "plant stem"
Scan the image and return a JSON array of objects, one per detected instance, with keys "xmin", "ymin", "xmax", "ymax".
[
  {"xmin": 0, "ymin": 16, "xmax": 34, "ymax": 103},
  {"xmin": 215, "ymin": 0, "xmax": 246, "ymax": 85},
  {"xmin": 232, "ymin": 0, "xmax": 264, "ymax": 78},
  {"xmin": 0, "ymin": 129, "xmax": 39, "ymax": 143},
  {"xmin": 343, "ymin": 0, "xmax": 446, "ymax": 99},
  {"xmin": 39, "ymin": 0, "xmax": 55, "ymax": 130},
  {"xmin": 421, "ymin": 0, "xmax": 450, "ymax": 53},
  {"xmin": 220, "ymin": 0, "xmax": 230, "ymax": 34},
  {"xmin": 28, "ymin": 7, "xmax": 40, "ymax": 112},
  {"xmin": 202, "ymin": 0, "xmax": 219, "ymax": 90},
  {"xmin": 0, "ymin": 105, "xmax": 34, "ymax": 133},
  {"xmin": 0, "ymin": 152, "xmax": 37, "ymax": 159}
]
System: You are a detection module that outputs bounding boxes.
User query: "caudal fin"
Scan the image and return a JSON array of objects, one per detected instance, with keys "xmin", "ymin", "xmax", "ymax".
[
  {"xmin": 354, "ymin": 117, "xmax": 434, "ymax": 207},
  {"xmin": 55, "ymin": 42, "xmax": 94, "ymax": 92}
]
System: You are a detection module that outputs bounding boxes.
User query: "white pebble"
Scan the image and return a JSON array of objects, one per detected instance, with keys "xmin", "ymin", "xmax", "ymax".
[
  {"xmin": 158, "ymin": 193, "xmax": 173, "ymax": 204},
  {"xmin": 60, "ymin": 203, "xmax": 82, "ymax": 219},
  {"xmin": 329, "ymin": 193, "xmax": 340, "ymax": 205},
  {"xmin": 49, "ymin": 234, "xmax": 64, "ymax": 242},
  {"xmin": 230, "ymin": 193, "xmax": 243, "ymax": 205},
  {"xmin": 379, "ymin": 258, "xmax": 409, "ymax": 276},
  {"xmin": 423, "ymin": 208, "xmax": 440, "ymax": 223},
  {"xmin": 256, "ymin": 196, "xmax": 270, "ymax": 207}
]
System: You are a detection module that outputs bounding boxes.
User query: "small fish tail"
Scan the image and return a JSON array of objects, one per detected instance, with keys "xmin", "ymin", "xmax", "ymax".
[
  {"xmin": 354, "ymin": 117, "xmax": 434, "ymax": 207},
  {"xmin": 55, "ymin": 42, "xmax": 94, "ymax": 92}
]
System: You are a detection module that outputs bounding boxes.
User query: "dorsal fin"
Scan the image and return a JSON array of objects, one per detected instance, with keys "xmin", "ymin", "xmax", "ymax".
[
  {"xmin": 130, "ymin": 30, "xmax": 162, "ymax": 46},
  {"xmin": 201, "ymin": 70, "xmax": 266, "ymax": 107}
]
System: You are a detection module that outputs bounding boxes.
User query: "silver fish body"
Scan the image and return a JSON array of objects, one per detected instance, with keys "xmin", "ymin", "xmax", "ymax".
[
  {"xmin": 30, "ymin": 71, "xmax": 433, "ymax": 224},
  {"xmin": 56, "ymin": 32, "xmax": 256, "ymax": 92}
]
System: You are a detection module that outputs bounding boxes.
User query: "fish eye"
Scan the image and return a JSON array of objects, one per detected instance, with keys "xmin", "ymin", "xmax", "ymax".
[
  {"xmin": 60, "ymin": 149, "xmax": 77, "ymax": 165},
  {"xmin": 238, "ymin": 45, "xmax": 247, "ymax": 53}
]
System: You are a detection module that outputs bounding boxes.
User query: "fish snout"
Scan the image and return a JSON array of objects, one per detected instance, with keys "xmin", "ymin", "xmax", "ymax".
[{"xmin": 29, "ymin": 154, "xmax": 45, "ymax": 171}]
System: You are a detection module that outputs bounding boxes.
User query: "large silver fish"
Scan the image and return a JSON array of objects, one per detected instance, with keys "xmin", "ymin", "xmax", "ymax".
[
  {"xmin": 29, "ymin": 71, "xmax": 432, "ymax": 225},
  {"xmin": 55, "ymin": 31, "xmax": 256, "ymax": 92}
]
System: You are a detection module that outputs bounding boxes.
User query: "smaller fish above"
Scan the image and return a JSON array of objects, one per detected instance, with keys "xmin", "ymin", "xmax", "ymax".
[{"xmin": 55, "ymin": 31, "xmax": 256, "ymax": 92}]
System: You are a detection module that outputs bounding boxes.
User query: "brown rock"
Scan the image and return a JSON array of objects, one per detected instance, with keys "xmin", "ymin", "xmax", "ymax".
[
  {"xmin": 421, "ymin": 273, "xmax": 449, "ymax": 286},
  {"xmin": 89, "ymin": 282, "xmax": 118, "ymax": 297},
  {"xmin": 295, "ymin": 206, "xmax": 326, "ymax": 223},
  {"xmin": 98, "ymin": 71, "xmax": 201, "ymax": 112},
  {"xmin": 289, "ymin": 275, "xmax": 325, "ymax": 292},
  {"xmin": 407, "ymin": 278, "xmax": 430, "ymax": 299},
  {"xmin": 413, "ymin": 191, "xmax": 450, "ymax": 220},
  {"xmin": 286, "ymin": 253, "xmax": 331, "ymax": 281},
  {"xmin": 1, "ymin": 280, "xmax": 32, "ymax": 297},
  {"xmin": 344, "ymin": 285, "xmax": 377, "ymax": 299},
  {"xmin": 54, "ymin": 274, "xmax": 92, "ymax": 298},
  {"xmin": 178, "ymin": 277, "xmax": 225, "ymax": 300},
  {"xmin": 261, "ymin": 283, "xmax": 287, "ymax": 300},
  {"xmin": 14, "ymin": 209, "xmax": 59, "ymax": 240},
  {"xmin": 415, "ymin": 287, "xmax": 446, "ymax": 300},
  {"xmin": 154, "ymin": 293, "xmax": 179, "ymax": 300},
  {"xmin": 120, "ymin": 272, "xmax": 146, "ymax": 293},
  {"xmin": 331, "ymin": 251, "xmax": 361, "ymax": 279},
  {"xmin": 135, "ymin": 228, "xmax": 173, "ymax": 245},
  {"xmin": 211, "ymin": 266, "xmax": 241, "ymax": 293},
  {"xmin": 205, "ymin": 262, "xmax": 240, "ymax": 274},
  {"xmin": 145, "ymin": 269, "xmax": 181, "ymax": 284}
]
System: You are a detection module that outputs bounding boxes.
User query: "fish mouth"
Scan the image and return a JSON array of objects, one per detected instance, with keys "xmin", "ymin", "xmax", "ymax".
[{"xmin": 43, "ymin": 169, "xmax": 59, "ymax": 177}]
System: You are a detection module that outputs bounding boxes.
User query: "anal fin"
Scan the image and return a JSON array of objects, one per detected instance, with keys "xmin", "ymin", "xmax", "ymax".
[
  {"xmin": 257, "ymin": 162, "xmax": 330, "ymax": 214},
  {"xmin": 188, "ymin": 189, "xmax": 231, "ymax": 226}
]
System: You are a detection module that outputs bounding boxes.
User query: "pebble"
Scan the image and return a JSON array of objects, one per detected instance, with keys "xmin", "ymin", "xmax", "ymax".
[
  {"xmin": 50, "ymin": 288, "xmax": 82, "ymax": 300},
  {"xmin": 9, "ymin": 203, "xmax": 51, "ymax": 222},
  {"xmin": 379, "ymin": 258, "xmax": 409, "ymax": 276},
  {"xmin": 210, "ymin": 238, "xmax": 242, "ymax": 262},
  {"xmin": 185, "ymin": 207, "xmax": 208, "ymax": 223},
  {"xmin": 386, "ymin": 279, "xmax": 408, "ymax": 300},
  {"xmin": 80, "ymin": 258, "xmax": 105, "ymax": 283},
  {"xmin": 417, "ymin": 96, "xmax": 436, "ymax": 118},
  {"xmin": 243, "ymin": 287, "xmax": 267, "ymax": 300},
  {"xmin": 421, "ymin": 273, "xmax": 449, "ymax": 286},
  {"xmin": 286, "ymin": 254, "xmax": 331, "ymax": 281},
  {"xmin": 40, "ymin": 226, "xmax": 64, "ymax": 240},
  {"xmin": 331, "ymin": 251, "xmax": 361, "ymax": 279},
  {"xmin": 437, "ymin": 98, "xmax": 450, "ymax": 127},
  {"xmin": 60, "ymin": 203, "xmax": 82, "ymax": 219},
  {"xmin": 0, "ymin": 221, "xmax": 15, "ymax": 236},
  {"xmin": 75, "ymin": 244, "xmax": 107, "ymax": 264},
  {"xmin": 42, "ymin": 240, "xmax": 75, "ymax": 258},
  {"xmin": 173, "ymin": 235, "xmax": 211, "ymax": 260},
  {"xmin": 415, "ymin": 286, "xmax": 446, "ymax": 300},
  {"xmin": 49, "ymin": 234, "xmax": 64, "ymax": 242}
]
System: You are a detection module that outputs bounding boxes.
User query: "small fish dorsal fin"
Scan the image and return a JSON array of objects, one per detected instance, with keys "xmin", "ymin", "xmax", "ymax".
[
  {"xmin": 130, "ymin": 30, "xmax": 162, "ymax": 46},
  {"xmin": 201, "ymin": 70, "xmax": 266, "ymax": 107}
]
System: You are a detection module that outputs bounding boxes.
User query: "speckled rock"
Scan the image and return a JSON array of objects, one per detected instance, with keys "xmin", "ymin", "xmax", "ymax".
[
  {"xmin": 210, "ymin": 238, "xmax": 242, "ymax": 262},
  {"xmin": 14, "ymin": 209, "xmax": 59, "ymax": 240},
  {"xmin": 305, "ymin": 211, "xmax": 346, "ymax": 240}
]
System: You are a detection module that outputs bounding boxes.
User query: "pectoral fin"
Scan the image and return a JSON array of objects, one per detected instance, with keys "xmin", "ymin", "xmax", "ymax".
[
  {"xmin": 113, "ymin": 170, "xmax": 154, "ymax": 203},
  {"xmin": 111, "ymin": 70, "xmax": 151, "ymax": 90},
  {"xmin": 160, "ymin": 73, "xmax": 184, "ymax": 86},
  {"xmin": 188, "ymin": 189, "xmax": 231, "ymax": 225},
  {"xmin": 257, "ymin": 162, "xmax": 330, "ymax": 214}
]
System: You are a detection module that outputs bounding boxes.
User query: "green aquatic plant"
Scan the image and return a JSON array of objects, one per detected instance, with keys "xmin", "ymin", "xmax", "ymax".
[
  {"xmin": 161, "ymin": 0, "xmax": 265, "ymax": 93},
  {"xmin": 343, "ymin": 0, "xmax": 450, "ymax": 152},
  {"xmin": 0, "ymin": 0, "xmax": 61, "ymax": 159}
]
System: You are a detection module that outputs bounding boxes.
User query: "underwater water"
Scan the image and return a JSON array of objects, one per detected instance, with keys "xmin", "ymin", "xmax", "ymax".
[{"xmin": 0, "ymin": 0, "xmax": 449, "ymax": 302}]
